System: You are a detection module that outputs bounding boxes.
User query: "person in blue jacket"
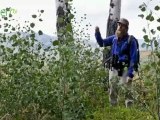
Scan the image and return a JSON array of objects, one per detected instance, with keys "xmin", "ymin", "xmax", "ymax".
[{"xmin": 95, "ymin": 18, "xmax": 138, "ymax": 107}]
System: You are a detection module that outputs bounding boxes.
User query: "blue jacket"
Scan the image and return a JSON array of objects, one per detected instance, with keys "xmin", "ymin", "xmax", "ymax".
[{"xmin": 95, "ymin": 32, "xmax": 137, "ymax": 78}]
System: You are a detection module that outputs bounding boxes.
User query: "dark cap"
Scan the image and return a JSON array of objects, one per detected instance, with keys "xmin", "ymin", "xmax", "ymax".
[{"xmin": 117, "ymin": 18, "xmax": 129, "ymax": 27}]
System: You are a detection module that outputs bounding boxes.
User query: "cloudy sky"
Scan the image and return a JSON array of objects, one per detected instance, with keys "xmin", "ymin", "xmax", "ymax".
[{"xmin": 0, "ymin": 0, "xmax": 160, "ymax": 42}]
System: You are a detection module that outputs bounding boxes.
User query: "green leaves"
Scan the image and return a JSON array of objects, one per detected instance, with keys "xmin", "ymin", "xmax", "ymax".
[
  {"xmin": 4, "ymin": 17, "xmax": 8, "ymax": 20},
  {"xmin": 38, "ymin": 44, "xmax": 42, "ymax": 50},
  {"xmin": 40, "ymin": 10, "xmax": 44, "ymax": 13},
  {"xmin": 139, "ymin": 1, "xmax": 160, "ymax": 54},
  {"xmin": 30, "ymin": 33, "xmax": 35, "ymax": 38},
  {"xmin": 66, "ymin": 24, "xmax": 72, "ymax": 32},
  {"xmin": 142, "ymin": 28, "xmax": 146, "ymax": 33},
  {"xmin": 52, "ymin": 40, "xmax": 59, "ymax": 46},
  {"xmin": 154, "ymin": 5, "xmax": 160, "ymax": 10},
  {"xmin": 138, "ymin": 14, "xmax": 144, "ymax": 19},
  {"xmin": 38, "ymin": 30, "xmax": 43, "ymax": 35},
  {"xmin": 150, "ymin": 29, "xmax": 156, "ymax": 35},
  {"xmin": 141, "ymin": 7, "xmax": 146, "ymax": 12},
  {"xmin": 155, "ymin": 51, "xmax": 160, "ymax": 58},
  {"xmin": 139, "ymin": 4, "xmax": 147, "ymax": 12},
  {"xmin": 38, "ymin": 61, "xmax": 44, "ymax": 69},
  {"xmin": 30, "ymin": 23, "xmax": 35, "ymax": 28},
  {"xmin": 9, "ymin": 14, "xmax": 12, "ymax": 17},
  {"xmin": 69, "ymin": 13, "xmax": 74, "ymax": 20},
  {"xmin": 146, "ymin": 13, "xmax": 154, "ymax": 21},
  {"xmin": 12, "ymin": 27, "xmax": 15, "ymax": 31},
  {"xmin": 143, "ymin": 35, "xmax": 150, "ymax": 42},
  {"xmin": 6, "ymin": 7, "xmax": 10, "ymax": 11},
  {"xmin": 157, "ymin": 18, "xmax": 160, "ymax": 22},
  {"xmin": 32, "ymin": 14, "xmax": 37, "ymax": 18},
  {"xmin": 10, "ymin": 34, "xmax": 17, "ymax": 40},
  {"xmin": 154, "ymin": 40, "xmax": 159, "ymax": 47},
  {"xmin": 139, "ymin": 3, "xmax": 160, "ymax": 118},
  {"xmin": 157, "ymin": 26, "xmax": 160, "ymax": 31},
  {"xmin": 39, "ymin": 18, "xmax": 43, "ymax": 22},
  {"xmin": 4, "ymin": 29, "xmax": 8, "ymax": 32}
]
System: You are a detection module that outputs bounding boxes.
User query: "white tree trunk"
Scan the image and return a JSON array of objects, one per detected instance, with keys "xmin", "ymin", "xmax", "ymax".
[
  {"xmin": 56, "ymin": 0, "xmax": 70, "ymax": 39},
  {"xmin": 106, "ymin": 0, "xmax": 121, "ymax": 36},
  {"xmin": 103, "ymin": 0, "xmax": 121, "ymax": 67}
]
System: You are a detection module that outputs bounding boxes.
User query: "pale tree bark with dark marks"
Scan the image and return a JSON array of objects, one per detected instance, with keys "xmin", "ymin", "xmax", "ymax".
[
  {"xmin": 103, "ymin": 0, "xmax": 121, "ymax": 89},
  {"xmin": 103, "ymin": 0, "xmax": 121, "ymax": 65},
  {"xmin": 56, "ymin": 0, "xmax": 72, "ymax": 40},
  {"xmin": 106, "ymin": 0, "xmax": 121, "ymax": 36}
]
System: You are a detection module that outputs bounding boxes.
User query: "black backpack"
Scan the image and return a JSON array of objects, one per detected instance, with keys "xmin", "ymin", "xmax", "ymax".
[
  {"xmin": 104, "ymin": 35, "xmax": 140, "ymax": 71},
  {"xmin": 128, "ymin": 35, "xmax": 140, "ymax": 72}
]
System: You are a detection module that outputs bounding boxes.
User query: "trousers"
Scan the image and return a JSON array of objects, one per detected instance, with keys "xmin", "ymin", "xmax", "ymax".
[{"xmin": 109, "ymin": 68, "xmax": 134, "ymax": 107}]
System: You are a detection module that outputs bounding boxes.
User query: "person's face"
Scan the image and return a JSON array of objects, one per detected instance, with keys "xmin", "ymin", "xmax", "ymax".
[
  {"xmin": 116, "ymin": 23, "xmax": 128, "ymax": 38},
  {"xmin": 117, "ymin": 23, "xmax": 127, "ymax": 31}
]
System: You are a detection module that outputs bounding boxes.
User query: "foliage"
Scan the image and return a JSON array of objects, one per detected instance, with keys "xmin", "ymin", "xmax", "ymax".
[
  {"xmin": 88, "ymin": 107, "xmax": 154, "ymax": 120},
  {"xmin": 138, "ymin": 1, "xmax": 160, "ymax": 119},
  {"xmin": 0, "ymin": 1, "xmax": 160, "ymax": 120},
  {"xmin": 0, "ymin": 6, "xmax": 108, "ymax": 120}
]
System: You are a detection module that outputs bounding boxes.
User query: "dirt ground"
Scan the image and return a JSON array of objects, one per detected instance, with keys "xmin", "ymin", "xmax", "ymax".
[{"xmin": 140, "ymin": 51, "xmax": 151, "ymax": 59}]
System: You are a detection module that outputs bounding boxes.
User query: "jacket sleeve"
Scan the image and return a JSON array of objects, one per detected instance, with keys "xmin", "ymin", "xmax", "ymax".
[
  {"xmin": 127, "ymin": 38, "xmax": 137, "ymax": 78},
  {"xmin": 95, "ymin": 32, "xmax": 115, "ymax": 47}
]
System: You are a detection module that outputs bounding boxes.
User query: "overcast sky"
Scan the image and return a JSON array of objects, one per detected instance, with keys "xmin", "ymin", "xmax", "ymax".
[{"xmin": 0, "ymin": 0, "xmax": 160, "ymax": 42}]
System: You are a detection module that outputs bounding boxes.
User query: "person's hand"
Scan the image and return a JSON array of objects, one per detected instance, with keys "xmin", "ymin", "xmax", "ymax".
[
  {"xmin": 126, "ymin": 77, "xmax": 132, "ymax": 84},
  {"xmin": 95, "ymin": 26, "xmax": 100, "ymax": 33}
]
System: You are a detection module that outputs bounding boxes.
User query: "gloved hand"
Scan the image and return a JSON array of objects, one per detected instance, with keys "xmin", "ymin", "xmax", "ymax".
[{"xmin": 95, "ymin": 26, "xmax": 100, "ymax": 33}]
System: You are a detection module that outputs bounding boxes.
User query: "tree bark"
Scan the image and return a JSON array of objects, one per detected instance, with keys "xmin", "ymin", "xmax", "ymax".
[
  {"xmin": 56, "ymin": 0, "xmax": 71, "ymax": 40},
  {"xmin": 103, "ymin": 0, "xmax": 121, "ymax": 68},
  {"xmin": 106, "ymin": 0, "xmax": 121, "ymax": 36}
]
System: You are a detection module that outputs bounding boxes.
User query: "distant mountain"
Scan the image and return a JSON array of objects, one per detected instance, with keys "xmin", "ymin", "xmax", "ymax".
[
  {"xmin": 1, "ymin": 32, "xmax": 155, "ymax": 51},
  {"xmin": 34, "ymin": 33, "xmax": 57, "ymax": 48},
  {"xmin": 1, "ymin": 32, "xmax": 57, "ymax": 48},
  {"xmin": 30, "ymin": 34, "xmax": 151, "ymax": 51}
]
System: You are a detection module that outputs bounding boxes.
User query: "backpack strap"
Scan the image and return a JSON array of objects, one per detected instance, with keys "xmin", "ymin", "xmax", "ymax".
[
  {"xmin": 128, "ymin": 35, "xmax": 133, "ymax": 45},
  {"xmin": 127, "ymin": 35, "xmax": 133, "ymax": 61}
]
